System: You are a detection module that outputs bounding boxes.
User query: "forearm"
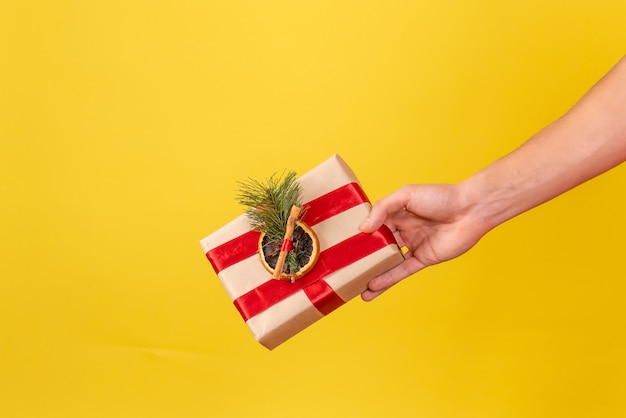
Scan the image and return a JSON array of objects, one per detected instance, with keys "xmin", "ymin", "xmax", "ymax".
[{"xmin": 460, "ymin": 56, "xmax": 626, "ymax": 233}]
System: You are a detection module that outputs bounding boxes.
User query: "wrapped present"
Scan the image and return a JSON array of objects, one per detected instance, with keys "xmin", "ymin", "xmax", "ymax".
[{"xmin": 200, "ymin": 154, "xmax": 404, "ymax": 349}]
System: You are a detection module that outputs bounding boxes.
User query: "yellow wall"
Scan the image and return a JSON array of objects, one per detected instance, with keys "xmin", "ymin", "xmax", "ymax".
[{"xmin": 2, "ymin": 1, "xmax": 625, "ymax": 417}]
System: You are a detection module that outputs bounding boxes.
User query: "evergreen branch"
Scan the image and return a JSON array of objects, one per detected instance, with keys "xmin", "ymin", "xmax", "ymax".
[{"xmin": 236, "ymin": 170, "xmax": 303, "ymax": 240}]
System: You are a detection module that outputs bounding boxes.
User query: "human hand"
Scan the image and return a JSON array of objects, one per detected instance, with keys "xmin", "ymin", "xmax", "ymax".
[
  {"xmin": 359, "ymin": 184, "xmax": 487, "ymax": 301},
  {"xmin": 358, "ymin": 57, "xmax": 626, "ymax": 301}
]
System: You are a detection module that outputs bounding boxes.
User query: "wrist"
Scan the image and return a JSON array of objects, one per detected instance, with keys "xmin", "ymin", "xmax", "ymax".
[{"xmin": 456, "ymin": 170, "xmax": 516, "ymax": 236}]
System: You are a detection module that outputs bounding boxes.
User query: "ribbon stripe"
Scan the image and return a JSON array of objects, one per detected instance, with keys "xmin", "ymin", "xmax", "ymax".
[
  {"xmin": 233, "ymin": 228, "xmax": 396, "ymax": 321},
  {"xmin": 207, "ymin": 230, "xmax": 260, "ymax": 274},
  {"xmin": 206, "ymin": 182, "xmax": 368, "ymax": 273},
  {"xmin": 302, "ymin": 182, "xmax": 369, "ymax": 226}
]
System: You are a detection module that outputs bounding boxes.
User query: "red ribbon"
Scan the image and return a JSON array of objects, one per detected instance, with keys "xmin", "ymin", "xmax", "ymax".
[
  {"xmin": 205, "ymin": 182, "xmax": 398, "ymax": 320},
  {"xmin": 207, "ymin": 230, "xmax": 259, "ymax": 273},
  {"xmin": 280, "ymin": 239, "xmax": 293, "ymax": 252},
  {"xmin": 233, "ymin": 228, "xmax": 396, "ymax": 320},
  {"xmin": 207, "ymin": 182, "xmax": 368, "ymax": 273}
]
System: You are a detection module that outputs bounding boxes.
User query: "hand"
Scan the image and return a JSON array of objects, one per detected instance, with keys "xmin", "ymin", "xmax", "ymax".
[
  {"xmin": 359, "ymin": 184, "xmax": 487, "ymax": 301},
  {"xmin": 358, "ymin": 56, "xmax": 626, "ymax": 302}
]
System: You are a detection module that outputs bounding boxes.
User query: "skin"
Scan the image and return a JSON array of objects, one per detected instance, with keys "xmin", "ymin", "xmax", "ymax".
[{"xmin": 360, "ymin": 55, "xmax": 626, "ymax": 301}]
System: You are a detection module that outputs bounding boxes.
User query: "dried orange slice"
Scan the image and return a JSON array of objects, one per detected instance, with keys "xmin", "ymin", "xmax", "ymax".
[{"xmin": 258, "ymin": 221, "xmax": 319, "ymax": 280}]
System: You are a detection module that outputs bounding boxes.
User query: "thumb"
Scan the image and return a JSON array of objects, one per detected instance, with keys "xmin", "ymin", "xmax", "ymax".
[
  {"xmin": 359, "ymin": 215, "xmax": 379, "ymax": 233},
  {"xmin": 360, "ymin": 188, "xmax": 411, "ymax": 233},
  {"xmin": 359, "ymin": 203, "xmax": 387, "ymax": 233}
]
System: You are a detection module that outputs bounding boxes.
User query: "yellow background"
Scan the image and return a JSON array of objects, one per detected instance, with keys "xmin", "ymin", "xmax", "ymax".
[{"xmin": 2, "ymin": 1, "xmax": 625, "ymax": 417}]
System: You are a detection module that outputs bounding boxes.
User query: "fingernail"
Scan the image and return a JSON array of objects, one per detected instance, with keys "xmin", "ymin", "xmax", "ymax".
[{"xmin": 359, "ymin": 218, "xmax": 371, "ymax": 231}]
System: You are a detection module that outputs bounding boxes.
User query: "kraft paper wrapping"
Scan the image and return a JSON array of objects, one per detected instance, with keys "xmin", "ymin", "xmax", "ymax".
[{"xmin": 200, "ymin": 155, "xmax": 404, "ymax": 349}]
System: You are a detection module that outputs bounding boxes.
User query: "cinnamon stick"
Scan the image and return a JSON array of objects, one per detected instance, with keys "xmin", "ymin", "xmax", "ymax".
[{"xmin": 272, "ymin": 205, "xmax": 301, "ymax": 280}]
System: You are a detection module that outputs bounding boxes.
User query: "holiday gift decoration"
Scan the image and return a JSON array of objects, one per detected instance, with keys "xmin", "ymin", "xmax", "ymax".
[{"xmin": 200, "ymin": 155, "xmax": 404, "ymax": 349}]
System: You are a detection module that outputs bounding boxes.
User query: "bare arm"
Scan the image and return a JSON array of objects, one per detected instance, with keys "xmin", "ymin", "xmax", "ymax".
[
  {"xmin": 361, "ymin": 55, "xmax": 626, "ymax": 301},
  {"xmin": 465, "ymin": 55, "xmax": 626, "ymax": 233}
]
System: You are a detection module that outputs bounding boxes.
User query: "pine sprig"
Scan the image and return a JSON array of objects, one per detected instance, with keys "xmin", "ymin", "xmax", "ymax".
[
  {"xmin": 236, "ymin": 171, "xmax": 309, "ymax": 276},
  {"xmin": 236, "ymin": 171, "xmax": 303, "ymax": 240}
]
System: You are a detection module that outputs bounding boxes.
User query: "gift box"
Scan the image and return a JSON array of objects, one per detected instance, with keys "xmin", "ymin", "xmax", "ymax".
[{"xmin": 200, "ymin": 154, "xmax": 404, "ymax": 349}]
